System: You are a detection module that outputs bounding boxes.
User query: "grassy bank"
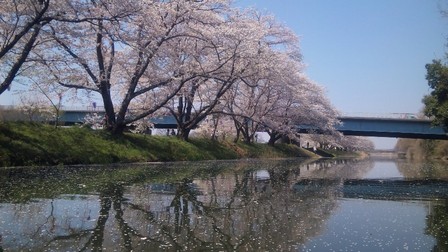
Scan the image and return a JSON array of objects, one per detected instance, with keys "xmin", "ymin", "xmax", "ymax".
[
  {"xmin": 395, "ymin": 138, "xmax": 448, "ymax": 161},
  {"xmin": 0, "ymin": 122, "xmax": 317, "ymax": 167}
]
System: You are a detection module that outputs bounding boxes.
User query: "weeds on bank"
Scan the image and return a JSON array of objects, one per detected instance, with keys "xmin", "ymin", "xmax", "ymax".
[{"xmin": 0, "ymin": 122, "xmax": 314, "ymax": 167}]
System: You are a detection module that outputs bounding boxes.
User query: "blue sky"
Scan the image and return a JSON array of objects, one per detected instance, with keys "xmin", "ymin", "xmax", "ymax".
[
  {"xmin": 236, "ymin": 0, "xmax": 447, "ymax": 148},
  {"xmin": 237, "ymin": 0, "xmax": 447, "ymax": 114}
]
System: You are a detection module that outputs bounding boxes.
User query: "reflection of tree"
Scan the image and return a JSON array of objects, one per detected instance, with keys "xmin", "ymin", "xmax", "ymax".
[
  {"xmin": 134, "ymin": 165, "xmax": 340, "ymax": 251},
  {"xmin": 45, "ymin": 184, "xmax": 148, "ymax": 251},
  {"xmin": 390, "ymin": 160, "xmax": 448, "ymax": 251},
  {"xmin": 81, "ymin": 186, "xmax": 114, "ymax": 252},
  {"xmin": 43, "ymin": 186, "xmax": 114, "ymax": 251},
  {"xmin": 299, "ymin": 158, "xmax": 374, "ymax": 179},
  {"xmin": 53, "ymin": 162, "xmax": 338, "ymax": 251},
  {"xmin": 396, "ymin": 160, "xmax": 448, "ymax": 180},
  {"xmin": 426, "ymin": 199, "xmax": 448, "ymax": 252},
  {"xmin": 1, "ymin": 159, "xmax": 376, "ymax": 251},
  {"xmin": 124, "ymin": 160, "xmax": 353, "ymax": 251}
]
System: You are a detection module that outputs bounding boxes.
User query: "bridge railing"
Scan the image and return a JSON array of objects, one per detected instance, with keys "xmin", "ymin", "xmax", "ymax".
[
  {"xmin": 0, "ymin": 105, "xmax": 430, "ymax": 121},
  {"xmin": 341, "ymin": 112, "xmax": 426, "ymax": 120},
  {"xmin": 61, "ymin": 105, "xmax": 105, "ymax": 111}
]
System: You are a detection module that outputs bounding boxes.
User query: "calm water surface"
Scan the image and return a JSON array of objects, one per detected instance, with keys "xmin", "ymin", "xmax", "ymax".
[{"xmin": 0, "ymin": 158, "xmax": 447, "ymax": 251}]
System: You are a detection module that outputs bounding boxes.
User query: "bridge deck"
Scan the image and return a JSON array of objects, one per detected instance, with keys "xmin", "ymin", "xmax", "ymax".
[
  {"xmin": 53, "ymin": 111, "xmax": 448, "ymax": 140},
  {"xmin": 336, "ymin": 116, "xmax": 447, "ymax": 140}
]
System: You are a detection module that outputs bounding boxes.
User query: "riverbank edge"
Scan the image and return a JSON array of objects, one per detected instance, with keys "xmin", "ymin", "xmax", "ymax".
[{"xmin": 1, "ymin": 122, "xmax": 340, "ymax": 167}]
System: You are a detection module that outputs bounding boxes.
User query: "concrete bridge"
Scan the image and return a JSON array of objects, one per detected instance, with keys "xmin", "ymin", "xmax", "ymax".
[
  {"xmin": 58, "ymin": 110, "xmax": 448, "ymax": 140},
  {"xmin": 333, "ymin": 116, "xmax": 447, "ymax": 140}
]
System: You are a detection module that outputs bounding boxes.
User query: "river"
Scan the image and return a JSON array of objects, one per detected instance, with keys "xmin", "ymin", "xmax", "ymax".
[{"xmin": 0, "ymin": 158, "xmax": 447, "ymax": 251}]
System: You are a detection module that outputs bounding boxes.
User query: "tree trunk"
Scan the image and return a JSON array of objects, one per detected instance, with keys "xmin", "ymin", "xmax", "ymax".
[
  {"xmin": 267, "ymin": 131, "xmax": 282, "ymax": 146},
  {"xmin": 178, "ymin": 128, "xmax": 191, "ymax": 141},
  {"xmin": 268, "ymin": 137, "xmax": 276, "ymax": 146},
  {"xmin": 281, "ymin": 135, "xmax": 292, "ymax": 144},
  {"xmin": 100, "ymin": 85, "xmax": 117, "ymax": 132},
  {"xmin": 233, "ymin": 128, "xmax": 241, "ymax": 143},
  {"xmin": 242, "ymin": 133, "xmax": 252, "ymax": 144},
  {"xmin": 211, "ymin": 115, "xmax": 220, "ymax": 140},
  {"xmin": 241, "ymin": 123, "xmax": 254, "ymax": 144}
]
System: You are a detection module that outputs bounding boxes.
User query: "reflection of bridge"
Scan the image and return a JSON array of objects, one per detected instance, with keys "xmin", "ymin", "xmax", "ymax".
[
  {"xmin": 58, "ymin": 110, "xmax": 448, "ymax": 140},
  {"xmin": 293, "ymin": 179, "xmax": 448, "ymax": 200}
]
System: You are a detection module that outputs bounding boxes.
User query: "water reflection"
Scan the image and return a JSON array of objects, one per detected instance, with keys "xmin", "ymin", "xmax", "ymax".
[
  {"xmin": 364, "ymin": 161, "xmax": 403, "ymax": 179},
  {"xmin": 397, "ymin": 159, "xmax": 448, "ymax": 180},
  {"xmin": 0, "ymin": 158, "xmax": 447, "ymax": 251},
  {"xmin": 302, "ymin": 199, "xmax": 436, "ymax": 252},
  {"xmin": 426, "ymin": 199, "xmax": 448, "ymax": 252}
]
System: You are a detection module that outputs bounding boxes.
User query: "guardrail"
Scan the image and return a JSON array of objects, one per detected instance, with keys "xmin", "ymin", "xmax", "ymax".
[{"xmin": 341, "ymin": 112, "xmax": 426, "ymax": 120}]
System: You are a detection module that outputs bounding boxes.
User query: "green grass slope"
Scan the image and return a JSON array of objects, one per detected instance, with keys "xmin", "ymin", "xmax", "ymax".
[{"xmin": 0, "ymin": 122, "xmax": 316, "ymax": 167}]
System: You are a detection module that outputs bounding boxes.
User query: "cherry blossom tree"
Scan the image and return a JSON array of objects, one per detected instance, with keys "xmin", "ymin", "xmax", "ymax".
[
  {"xmin": 222, "ymin": 37, "xmax": 339, "ymax": 145},
  {"xmin": 305, "ymin": 134, "xmax": 374, "ymax": 151},
  {"xmin": 17, "ymin": 74, "xmax": 81, "ymax": 126},
  {"xmin": 193, "ymin": 113, "xmax": 235, "ymax": 140},
  {"xmin": 0, "ymin": 0, "xmax": 51, "ymax": 95},
  {"xmin": 31, "ymin": 0, "xmax": 243, "ymax": 134},
  {"xmin": 340, "ymin": 136, "xmax": 374, "ymax": 151},
  {"xmin": 5, "ymin": 0, "xmax": 342, "ymax": 146},
  {"xmin": 225, "ymin": 74, "xmax": 283, "ymax": 143},
  {"xmin": 0, "ymin": 0, "xmax": 129, "ymax": 95},
  {"xmin": 17, "ymin": 95, "xmax": 52, "ymax": 122},
  {"xmin": 164, "ymin": 8, "xmax": 339, "ymax": 145},
  {"xmin": 214, "ymin": 12, "xmax": 304, "ymax": 143},
  {"xmin": 163, "ymin": 10, "xmax": 288, "ymax": 141}
]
